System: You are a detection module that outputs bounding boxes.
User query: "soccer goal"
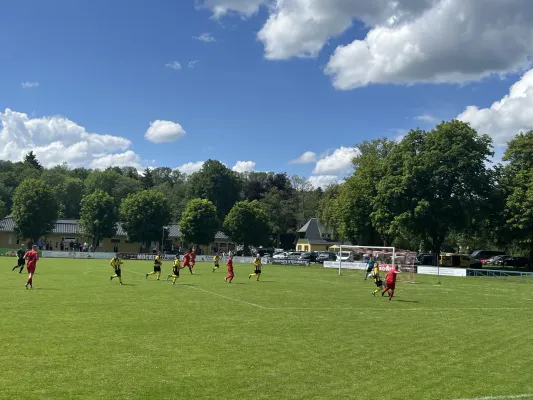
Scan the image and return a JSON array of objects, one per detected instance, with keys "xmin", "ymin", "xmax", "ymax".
[{"xmin": 338, "ymin": 245, "xmax": 417, "ymax": 282}]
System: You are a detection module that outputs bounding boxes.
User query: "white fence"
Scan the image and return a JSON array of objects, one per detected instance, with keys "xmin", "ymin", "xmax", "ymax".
[
  {"xmin": 417, "ymin": 266, "xmax": 467, "ymax": 277},
  {"xmin": 42, "ymin": 251, "xmax": 110, "ymax": 259}
]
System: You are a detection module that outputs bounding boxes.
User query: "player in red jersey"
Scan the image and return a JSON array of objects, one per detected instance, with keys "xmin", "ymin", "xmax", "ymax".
[
  {"xmin": 188, "ymin": 248, "xmax": 196, "ymax": 274},
  {"xmin": 224, "ymin": 254, "xmax": 234, "ymax": 283},
  {"xmin": 382, "ymin": 266, "xmax": 400, "ymax": 301},
  {"xmin": 24, "ymin": 245, "xmax": 39, "ymax": 289},
  {"xmin": 183, "ymin": 251, "xmax": 191, "ymax": 274}
]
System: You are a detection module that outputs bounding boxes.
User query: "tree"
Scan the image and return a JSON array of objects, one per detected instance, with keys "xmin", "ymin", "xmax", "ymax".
[
  {"xmin": 12, "ymin": 179, "xmax": 59, "ymax": 241},
  {"xmin": 372, "ymin": 120, "xmax": 493, "ymax": 260},
  {"xmin": 179, "ymin": 199, "xmax": 219, "ymax": 248},
  {"xmin": 61, "ymin": 178, "xmax": 84, "ymax": 218},
  {"xmin": 259, "ymin": 188, "xmax": 296, "ymax": 247},
  {"xmin": 187, "ymin": 160, "xmax": 242, "ymax": 220},
  {"xmin": 0, "ymin": 199, "xmax": 5, "ymax": 220},
  {"xmin": 79, "ymin": 190, "xmax": 118, "ymax": 249},
  {"xmin": 85, "ymin": 169, "xmax": 142, "ymax": 206},
  {"xmin": 120, "ymin": 190, "xmax": 172, "ymax": 249},
  {"xmin": 223, "ymin": 201, "xmax": 271, "ymax": 256},
  {"xmin": 141, "ymin": 168, "xmax": 155, "ymax": 190},
  {"xmin": 24, "ymin": 151, "xmax": 43, "ymax": 171}
]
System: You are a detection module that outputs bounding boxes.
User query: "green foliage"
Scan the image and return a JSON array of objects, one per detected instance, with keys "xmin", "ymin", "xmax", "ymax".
[
  {"xmin": 290, "ymin": 176, "xmax": 322, "ymax": 227},
  {"xmin": 79, "ymin": 190, "xmax": 118, "ymax": 248},
  {"xmin": 187, "ymin": 160, "xmax": 242, "ymax": 220},
  {"xmin": 259, "ymin": 188, "xmax": 296, "ymax": 246},
  {"xmin": 223, "ymin": 200, "xmax": 271, "ymax": 255},
  {"xmin": 372, "ymin": 120, "xmax": 493, "ymax": 254},
  {"xmin": 119, "ymin": 190, "xmax": 172, "ymax": 247},
  {"xmin": 24, "ymin": 151, "xmax": 43, "ymax": 171},
  {"xmin": 179, "ymin": 199, "xmax": 219, "ymax": 246},
  {"xmin": 0, "ymin": 199, "xmax": 5, "ymax": 220},
  {"xmin": 85, "ymin": 169, "xmax": 142, "ymax": 206},
  {"xmin": 12, "ymin": 179, "xmax": 59, "ymax": 240},
  {"xmin": 141, "ymin": 168, "xmax": 155, "ymax": 190}
]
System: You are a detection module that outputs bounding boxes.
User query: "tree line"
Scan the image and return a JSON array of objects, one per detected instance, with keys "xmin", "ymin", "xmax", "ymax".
[
  {"xmin": 317, "ymin": 120, "xmax": 533, "ymax": 260},
  {"xmin": 0, "ymin": 155, "xmax": 323, "ymax": 253}
]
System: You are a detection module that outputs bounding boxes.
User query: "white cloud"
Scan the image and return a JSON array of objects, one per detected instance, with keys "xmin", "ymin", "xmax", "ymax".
[
  {"xmin": 165, "ymin": 61, "xmax": 182, "ymax": 70},
  {"xmin": 177, "ymin": 161, "xmax": 205, "ymax": 175},
  {"xmin": 201, "ymin": 0, "xmax": 265, "ymax": 18},
  {"xmin": 193, "ymin": 32, "xmax": 216, "ymax": 42},
  {"xmin": 313, "ymin": 146, "xmax": 358, "ymax": 175},
  {"xmin": 189, "ymin": 60, "xmax": 199, "ymax": 69},
  {"xmin": 206, "ymin": 0, "xmax": 533, "ymax": 90},
  {"xmin": 289, "ymin": 151, "xmax": 317, "ymax": 164},
  {"xmin": 308, "ymin": 175, "xmax": 339, "ymax": 189},
  {"xmin": 458, "ymin": 68, "xmax": 533, "ymax": 147},
  {"xmin": 232, "ymin": 160, "xmax": 256, "ymax": 173},
  {"xmin": 415, "ymin": 114, "xmax": 437, "ymax": 123},
  {"xmin": 0, "ymin": 108, "xmax": 143, "ymax": 169},
  {"xmin": 144, "ymin": 120, "xmax": 186, "ymax": 144},
  {"xmin": 89, "ymin": 151, "xmax": 143, "ymax": 170},
  {"xmin": 21, "ymin": 81, "xmax": 39, "ymax": 89}
]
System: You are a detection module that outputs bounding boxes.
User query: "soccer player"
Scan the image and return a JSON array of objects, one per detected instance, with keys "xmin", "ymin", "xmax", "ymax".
[
  {"xmin": 167, "ymin": 254, "xmax": 182, "ymax": 285},
  {"xmin": 183, "ymin": 250, "xmax": 191, "ymax": 274},
  {"xmin": 12, "ymin": 245, "xmax": 26, "ymax": 273},
  {"xmin": 249, "ymin": 254, "xmax": 262, "ymax": 281},
  {"xmin": 212, "ymin": 252, "xmax": 220, "ymax": 272},
  {"xmin": 382, "ymin": 266, "xmax": 401, "ymax": 301},
  {"xmin": 364, "ymin": 256, "xmax": 375, "ymax": 280},
  {"xmin": 189, "ymin": 248, "xmax": 196, "ymax": 274},
  {"xmin": 109, "ymin": 254, "xmax": 123, "ymax": 285},
  {"xmin": 24, "ymin": 245, "xmax": 39, "ymax": 289},
  {"xmin": 371, "ymin": 263, "xmax": 384, "ymax": 296},
  {"xmin": 146, "ymin": 251, "xmax": 163, "ymax": 280},
  {"xmin": 224, "ymin": 254, "xmax": 234, "ymax": 283}
]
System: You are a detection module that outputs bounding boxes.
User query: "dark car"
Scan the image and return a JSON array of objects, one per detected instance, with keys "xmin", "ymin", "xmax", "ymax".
[
  {"xmin": 471, "ymin": 250, "xmax": 506, "ymax": 264},
  {"xmin": 299, "ymin": 252, "xmax": 318, "ymax": 262},
  {"xmin": 484, "ymin": 255, "xmax": 511, "ymax": 266},
  {"xmin": 316, "ymin": 252, "xmax": 337, "ymax": 264},
  {"xmin": 496, "ymin": 256, "xmax": 530, "ymax": 269}
]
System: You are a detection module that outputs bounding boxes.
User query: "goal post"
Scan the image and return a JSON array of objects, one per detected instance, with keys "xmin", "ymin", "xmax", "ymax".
[{"xmin": 337, "ymin": 245, "xmax": 417, "ymax": 282}]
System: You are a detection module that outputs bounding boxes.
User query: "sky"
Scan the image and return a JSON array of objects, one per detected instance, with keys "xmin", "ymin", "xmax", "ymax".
[{"xmin": 2, "ymin": 0, "xmax": 533, "ymax": 188}]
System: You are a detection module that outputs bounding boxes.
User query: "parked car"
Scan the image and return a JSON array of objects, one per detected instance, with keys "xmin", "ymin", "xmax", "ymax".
[
  {"xmin": 484, "ymin": 255, "xmax": 511, "ymax": 266},
  {"xmin": 298, "ymin": 252, "xmax": 318, "ymax": 262},
  {"xmin": 273, "ymin": 252, "xmax": 288, "ymax": 259},
  {"xmin": 471, "ymin": 250, "xmax": 506, "ymax": 264},
  {"xmin": 496, "ymin": 256, "xmax": 530, "ymax": 269},
  {"xmin": 439, "ymin": 253, "xmax": 482, "ymax": 269},
  {"xmin": 337, "ymin": 251, "xmax": 354, "ymax": 262},
  {"xmin": 287, "ymin": 252, "xmax": 303, "ymax": 259},
  {"xmin": 316, "ymin": 252, "xmax": 337, "ymax": 263}
]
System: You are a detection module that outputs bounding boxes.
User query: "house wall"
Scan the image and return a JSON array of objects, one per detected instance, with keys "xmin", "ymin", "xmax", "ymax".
[{"xmin": 295, "ymin": 240, "xmax": 335, "ymax": 253}]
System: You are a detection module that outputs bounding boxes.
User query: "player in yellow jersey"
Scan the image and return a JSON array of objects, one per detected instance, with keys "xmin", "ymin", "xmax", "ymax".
[
  {"xmin": 146, "ymin": 251, "xmax": 163, "ymax": 280},
  {"xmin": 249, "ymin": 254, "xmax": 262, "ymax": 281},
  {"xmin": 109, "ymin": 254, "xmax": 123, "ymax": 285},
  {"xmin": 212, "ymin": 252, "xmax": 220, "ymax": 272},
  {"xmin": 371, "ymin": 263, "xmax": 384, "ymax": 296},
  {"xmin": 167, "ymin": 254, "xmax": 182, "ymax": 285}
]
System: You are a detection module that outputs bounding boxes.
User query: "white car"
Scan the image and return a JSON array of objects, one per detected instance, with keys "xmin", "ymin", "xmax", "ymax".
[
  {"xmin": 337, "ymin": 251, "xmax": 354, "ymax": 262},
  {"xmin": 273, "ymin": 252, "xmax": 288, "ymax": 259}
]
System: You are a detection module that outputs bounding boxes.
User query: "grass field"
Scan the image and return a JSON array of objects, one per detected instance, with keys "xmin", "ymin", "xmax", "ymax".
[{"xmin": 1, "ymin": 258, "xmax": 532, "ymax": 400}]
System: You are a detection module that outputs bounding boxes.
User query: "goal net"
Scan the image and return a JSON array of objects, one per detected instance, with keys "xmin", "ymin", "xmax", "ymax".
[{"xmin": 337, "ymin": 245, "xmax": 417, "ymax": 283}]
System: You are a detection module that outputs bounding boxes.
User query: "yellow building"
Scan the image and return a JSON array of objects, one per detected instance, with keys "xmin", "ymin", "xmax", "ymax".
[
  {"xmin": 295, "ymin": 218, "xmax": 351, "ymax": 253},
  {"xmin": 0, "ymin": 217, "xmax": 234, "ymax": 255}
]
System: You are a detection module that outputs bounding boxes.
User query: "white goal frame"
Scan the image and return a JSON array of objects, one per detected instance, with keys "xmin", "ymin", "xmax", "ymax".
[{"xmin": 338, "ymin": 245, "xmax": 396, "ymax": 276}]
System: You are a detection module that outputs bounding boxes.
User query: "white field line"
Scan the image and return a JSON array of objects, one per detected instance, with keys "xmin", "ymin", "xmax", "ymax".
[
  {"xmin": 267, "ymin": 307, "xmax": 527, "ymax": 311},
  {"xmin": 181, "ymin": 284, "xmax": 266, "ymax": 309},
  {"xmin": 454, "ymin": 394, "xmax": 533, "ymax": 400}
]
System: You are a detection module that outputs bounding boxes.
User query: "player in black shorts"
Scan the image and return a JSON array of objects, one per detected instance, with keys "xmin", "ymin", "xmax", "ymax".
[
  {"xmin": 146, "ymin": 252, "xmax": 162, "ymax": 280},
  {"xmin": 12, "ymin": 245, "xmax": 26, "ymax": 273},
  {"xmin": 110, "ymin": 254, "xmax": 123, "ymax": 285}
]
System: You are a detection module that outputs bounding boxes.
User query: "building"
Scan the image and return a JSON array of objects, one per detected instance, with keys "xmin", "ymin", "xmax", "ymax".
[
  {"xmin": 295, "ymin": 218, "xmax": 351, "ymax": 252},
  {"xmin": 0, "ymin": 217, "xmax": 235, "ymax": 255}
]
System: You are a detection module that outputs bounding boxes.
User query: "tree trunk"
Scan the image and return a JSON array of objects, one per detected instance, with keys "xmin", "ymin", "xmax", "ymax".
[
  {"xmin": 276, "ymin": 233, "xmax": 281, "ymax": 249},
  {"xmin": 243, "ymin": 242, "xmax": 248, "ymax": 257},
  {"xmin": 431, "ymin": 236, "xmax": 442, "ymax": 266}
]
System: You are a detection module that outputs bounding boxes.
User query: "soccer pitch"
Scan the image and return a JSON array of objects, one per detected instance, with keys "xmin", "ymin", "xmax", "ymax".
[{"xmin": 1, "ymin": 259, "xmax": 532, "ymax": 400}]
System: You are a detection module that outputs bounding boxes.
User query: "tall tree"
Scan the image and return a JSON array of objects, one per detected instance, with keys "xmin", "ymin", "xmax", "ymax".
[
  {"xmin": 120, "ymin": 190, "xmax": 172, "ymax": 249},
  {"xmin": 372, "ymin": 120, "xmax": 493, "ymax": 259},
  {"xmin": 223, "ymin": 200, "xmax": 271, "ymax": 256},
  {"xmin": 141, "ymin": 168, "xmax": 155, "ymax": 189},
  {"xmin": 259, "ymin": 188, "xmax": 296, "ymax": 247},
  {"xmin": 187, "ymin": 160, "xmax": 242, "ymax": 220},
  {"xmin": 0, "ymin": 199, "xmax": 5, "ymax": 220},
  {"xmin": 24, "ymin": 151, "xmax": 43, "ymax": 171},
  {"xmin": 85, "ymin": 169, "xmax": 142, "ymax": 206},
  {"xmin": 79, "ymin": 190, "xmax": 118, "ymax": 249},
  {"xmin": 12, "ymin": 179, "xmax": 59, "ymax": 241},
  {"xmin": 179, "ymin": 199, "xmax": 219, "ymax": 248}
]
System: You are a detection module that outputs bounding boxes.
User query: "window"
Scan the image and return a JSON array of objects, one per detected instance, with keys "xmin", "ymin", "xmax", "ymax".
[
  {"xmin": 111, "ymin": 239, "xmax": 121, "ymax": 244},
  {"xmin": 304, "ymin": 245, "xmax": 309, "ymax": 252},
  {"xmin": 297, "ymin": 245, "xmax": 302, "ymax": 251}
]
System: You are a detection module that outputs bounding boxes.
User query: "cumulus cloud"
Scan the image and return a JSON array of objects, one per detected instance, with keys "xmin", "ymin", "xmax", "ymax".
[
  {"xmin": 144, "ymin": 120, "xmax": 186, "ymax": 144},
  {"xmin": 193, "ymin": 32, "xmax": 216, "ymax": 42},
  {"xmin": 21, "ymin": 81, "xmax": 39, "ymax": 89},
  {"xmin": 415, "ymin": 114, "xmax": 437, "ymax": 123},
  {"xmin": 308, "ymin": 175, "xmax": 339, "ymax": 189},
  {"xmin": 313, "ymin": 146, "xmax": 359, "ymax": 175},
  {"xmin": 177, "ymin": 161, "xmax": 205, "ymax": 174},
  {"xmin": 289, "ymin": 151, "xmax": 317, "ymax": 164},
  {"xmin": 0, "ymin": 108, "xmax": 143, "ymax": 169},
  {"xmin": 232, "ymin": 160, "xmax": 256, "ymax": 173},
  {"xmin": 205, "ymin": 0, "xmax": 533, "ymax": 89},
  {"xmin": 165, "ymin": 61, "xmax": 182, "ymax": 70},
  {"xmin": 458, "ymin": 68, "xmax": 533, "ymax": 147}
]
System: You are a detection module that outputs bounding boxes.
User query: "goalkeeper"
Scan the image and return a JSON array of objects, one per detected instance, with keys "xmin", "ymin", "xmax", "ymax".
[
  {"xmin": 371, "ymin": 263, "xmax": 384, "ymax": 296},
  {"xmin": 364, "ymin": 256, "xmax": 375, "ymax": 280}
]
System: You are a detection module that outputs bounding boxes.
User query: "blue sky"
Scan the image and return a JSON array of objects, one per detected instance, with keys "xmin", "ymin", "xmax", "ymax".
[{"xmin": 2, "ymin": 0, "xmax": 533, "ymax": 187}]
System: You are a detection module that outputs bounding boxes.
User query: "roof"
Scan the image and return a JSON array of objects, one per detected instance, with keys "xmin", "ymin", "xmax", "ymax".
[
  {"xmin": 297, "ymin": 218, "xmax": 347, "ymax": 245},
  {"xmin": 0, "ymin": 217, "xmax": 229, "ymax": 240}
]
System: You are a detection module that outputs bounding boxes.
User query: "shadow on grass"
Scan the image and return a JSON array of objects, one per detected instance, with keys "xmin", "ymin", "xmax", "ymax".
[
  {"xmin": 394, "ymin": 299, "xmax": 420, "ymax": 303},
  {"xmin": 120, "ymin": 283, "xmax": 136, "ymax": 286},
  {"xmin": 34, "ymin": 287, "xmax": 61, "ymax": 291}
]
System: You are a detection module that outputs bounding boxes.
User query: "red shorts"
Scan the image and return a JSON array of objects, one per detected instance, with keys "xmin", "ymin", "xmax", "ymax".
[
  {"xmin": 227, "ymin": 270, "xmax": 234, "ymax": 276},
  {"xmin": 27, "ymin": 266, "xmax": 36, "ymax": 274},
  {"xmin": 184, "ymin": 262, "xmax": 190, "ymax": 268},
  {"xmin": 386, "ymin": 282, "xmax": 396, "ymax": 290}
]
